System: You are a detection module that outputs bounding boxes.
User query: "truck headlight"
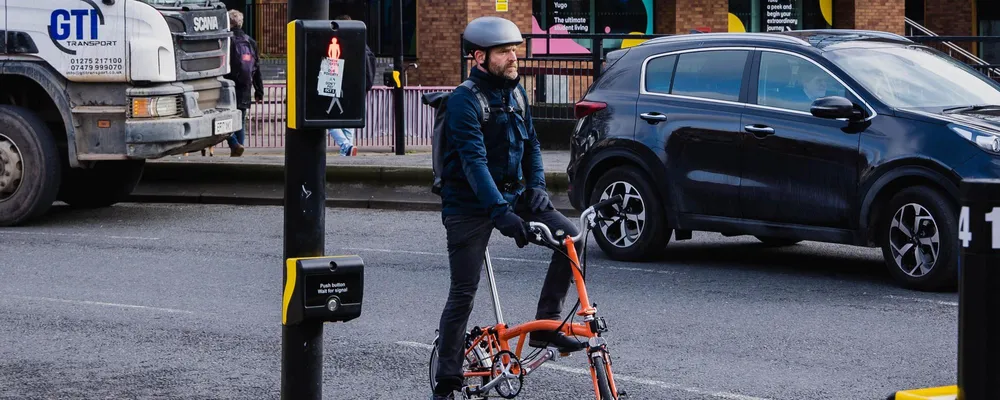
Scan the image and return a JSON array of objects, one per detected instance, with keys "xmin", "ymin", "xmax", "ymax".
[
  {"xmin": 130, "ymin": 96, "xmax": 182, "ymax": 118},
  {"xmin": 950, "ymin": 124, "xmax": 1000, "ymax": 154}
]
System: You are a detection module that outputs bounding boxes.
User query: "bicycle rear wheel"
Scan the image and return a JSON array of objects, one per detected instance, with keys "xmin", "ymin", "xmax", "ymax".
[{"xmin": 429, "ymin": 336, "xmax": 490, "ymax": 393}]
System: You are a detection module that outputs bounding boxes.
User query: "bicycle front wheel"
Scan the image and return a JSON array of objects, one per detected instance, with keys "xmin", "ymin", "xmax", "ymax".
[{"xmin": 591, "ymin": 353, "xmax": 615, "ymax": 399}]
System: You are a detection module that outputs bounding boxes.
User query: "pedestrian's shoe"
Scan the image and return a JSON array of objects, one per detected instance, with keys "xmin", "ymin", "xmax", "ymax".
[
  {"xmin": 230, "ymin": 144, "xmax": 245, "ymax": 157},
  {"xmin": 349, "ymin": 145, "xmax": 357, "ymax": 156},
  {"xmin": 528, "ymin": 330, "xmax": 586, "ymax": 353}
]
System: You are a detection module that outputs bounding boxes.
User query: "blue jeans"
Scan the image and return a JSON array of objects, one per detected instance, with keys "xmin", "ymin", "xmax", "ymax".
[
  {"xmin": 329, "ymin": 128, "xmax": 354, "ymax": 155},
  {"xmin": 226, "ymin": 108, "xmax": 247, "ymax": 148}
]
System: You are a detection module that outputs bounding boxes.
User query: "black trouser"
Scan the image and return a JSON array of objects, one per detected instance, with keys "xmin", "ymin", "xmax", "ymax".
[{"xmin": 433, "ymin": 200, "xmax": 581, "ymax": 395}]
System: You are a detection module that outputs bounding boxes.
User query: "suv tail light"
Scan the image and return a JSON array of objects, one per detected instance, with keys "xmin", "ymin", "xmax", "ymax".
[{"xmin": 575, "ymin": 100, "xmax": 607, "ymax": 119}]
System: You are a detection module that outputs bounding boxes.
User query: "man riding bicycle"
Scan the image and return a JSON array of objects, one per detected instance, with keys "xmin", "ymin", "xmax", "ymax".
[{"xmin": 431, "ymin": 16, "xmax": 586, "ymax": 400}]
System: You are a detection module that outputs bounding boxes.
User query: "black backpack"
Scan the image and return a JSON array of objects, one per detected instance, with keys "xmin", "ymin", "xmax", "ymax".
[{"xmin": 421, "ymin": 79, "xmax": 527, "ymax": 196}]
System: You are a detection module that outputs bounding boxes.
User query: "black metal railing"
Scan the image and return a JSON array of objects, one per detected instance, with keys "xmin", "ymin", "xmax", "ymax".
[{"xmin": 459, "ymin": 33, "xmax": 665, "ymax": 120}]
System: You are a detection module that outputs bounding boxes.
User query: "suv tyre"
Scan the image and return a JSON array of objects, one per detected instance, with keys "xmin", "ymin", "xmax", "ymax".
[
  {"xmin": 589, "ymin": 166, "xmax": 668, "ymax": 261},
  {"xmin": 880, "ymin": 186, "xmax": 959, "ymax": 292}
]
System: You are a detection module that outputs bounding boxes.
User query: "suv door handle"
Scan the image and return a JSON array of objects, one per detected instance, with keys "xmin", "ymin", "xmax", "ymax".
[
  {"xmin": 744, "ymin": 124, "xmax": 775, "ymax": 137},
  {"xmin": 640, "ymin": 112, "xmax": 667, "ymax": 124}
]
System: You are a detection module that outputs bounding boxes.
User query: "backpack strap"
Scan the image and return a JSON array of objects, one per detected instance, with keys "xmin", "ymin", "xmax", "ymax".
[
  {"xmin": 460, "ymin": 80, "xmax": 491, "ymax": 123},
  {"xmin": 460, "ymin": 79, "xmax": 528, "ymax": 123},
  {"xmin": 512, "ymin": 86, "xmax": 527, "ymax": 120}
]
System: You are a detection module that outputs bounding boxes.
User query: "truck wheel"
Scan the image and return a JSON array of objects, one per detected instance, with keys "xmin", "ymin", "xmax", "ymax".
[
  {"xmin": 0, "ymin": 106, "xmax": 61, "ymax": 226},
  {"xmin": 880, "ymin": 186, "xmax": 958, "ymax": 292},
  {"xmin": 58, "ymin": 160, "xmax": 145, "ymax": 209},
  {"xmin": 589, "ymin": 166, "xmax": 669, "ymax": 261}
]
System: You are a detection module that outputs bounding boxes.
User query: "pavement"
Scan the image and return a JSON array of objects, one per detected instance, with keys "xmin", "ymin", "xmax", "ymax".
[
  {"xmin": 0, "ymin": 204, "xmax": 960, "ymax": 399},
  {"xmin": 132, "ymin": 149, "xmax": 577, "ymax": 213}
]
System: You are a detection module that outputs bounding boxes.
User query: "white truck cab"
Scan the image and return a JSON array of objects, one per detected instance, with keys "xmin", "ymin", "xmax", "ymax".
[{"xmin": 0, "ymin": 0, "xmax": 242, "ymax": 225}]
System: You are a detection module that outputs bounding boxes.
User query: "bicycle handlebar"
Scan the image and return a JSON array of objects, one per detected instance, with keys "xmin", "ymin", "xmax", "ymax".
[{"xmin": 527, "ymin": 195, "xmax": 624, "ymax": 247}]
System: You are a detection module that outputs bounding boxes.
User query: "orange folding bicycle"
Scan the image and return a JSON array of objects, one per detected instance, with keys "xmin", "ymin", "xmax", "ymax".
[{"xmin": 429, "ymin": 195, "xmax": 628, "ymax": 400}]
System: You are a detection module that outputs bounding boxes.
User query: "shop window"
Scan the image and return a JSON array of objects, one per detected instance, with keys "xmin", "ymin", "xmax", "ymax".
[{"xmin": 728, "ymin": 0, "xmax": 833, "ymax": 33}]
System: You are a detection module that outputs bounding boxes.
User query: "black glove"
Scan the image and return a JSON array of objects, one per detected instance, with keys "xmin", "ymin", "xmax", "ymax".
[
  {"xmin": 255, "ymin": 93, "xmax": 264, "ymax": 102},
  {"xmin": 493, "ymin": 209, "xmax": 528, "ymax": 248},
  {"xmin": 524, "ymin": 188, "xmax": 554, "ymax": 213}
]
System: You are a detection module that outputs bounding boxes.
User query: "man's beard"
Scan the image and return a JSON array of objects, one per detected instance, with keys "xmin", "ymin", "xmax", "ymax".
[{"xmin": 488, "ymin": 60, "xmax": 518, "ymax": 80}]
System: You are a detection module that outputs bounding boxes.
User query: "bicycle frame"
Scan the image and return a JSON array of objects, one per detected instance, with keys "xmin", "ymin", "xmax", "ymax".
[{"xmin": 457, "ymin": 197, "xmax": 624, "ymax": 399}]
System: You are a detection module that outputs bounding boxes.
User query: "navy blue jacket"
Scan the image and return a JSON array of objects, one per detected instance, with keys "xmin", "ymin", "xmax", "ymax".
[{"xmin": 440, "ymin": 67, "xmax": 546, "ymax": 220}]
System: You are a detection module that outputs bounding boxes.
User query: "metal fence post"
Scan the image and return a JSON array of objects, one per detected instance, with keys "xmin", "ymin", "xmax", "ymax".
[
  {"xmin": 591, "ymin": 37, "xmax": 603, "ymax": 80},
  {"xmin": 460, "ymin": 33, "xmax": 468, "ymax": 81}
]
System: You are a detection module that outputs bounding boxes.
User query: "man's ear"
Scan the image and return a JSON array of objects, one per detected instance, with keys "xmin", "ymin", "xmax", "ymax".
[{"xmin": 474, "ymin": 50, "xmax": 486, "ymax": 64}]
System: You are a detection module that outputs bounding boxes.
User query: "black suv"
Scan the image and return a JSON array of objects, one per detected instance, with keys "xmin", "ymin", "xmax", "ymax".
[{"xmin": 567, "ymin": 30, "xmax": 1000, "ymax": 292}]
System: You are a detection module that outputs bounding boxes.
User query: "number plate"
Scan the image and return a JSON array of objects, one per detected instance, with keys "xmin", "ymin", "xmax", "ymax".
[{"xmin": 214, "ymin": 118, "xmax": 234, "ymax": 134}]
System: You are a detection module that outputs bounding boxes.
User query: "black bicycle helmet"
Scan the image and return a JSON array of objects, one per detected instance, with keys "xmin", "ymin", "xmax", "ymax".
[{"xmin": 462, "ymin": 16, "xmax": 523, "ymax": 54}]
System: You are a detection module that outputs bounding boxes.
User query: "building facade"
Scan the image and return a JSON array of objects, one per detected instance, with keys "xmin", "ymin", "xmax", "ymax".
[{"xmin": 239, "ymin": 0, "xmax": 998, "ymax": 87}]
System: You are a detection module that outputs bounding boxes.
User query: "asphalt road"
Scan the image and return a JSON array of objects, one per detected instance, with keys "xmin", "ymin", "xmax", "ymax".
[{"xmin": 0, "ymin": 204, "xmax": 960, "ymax": 400}]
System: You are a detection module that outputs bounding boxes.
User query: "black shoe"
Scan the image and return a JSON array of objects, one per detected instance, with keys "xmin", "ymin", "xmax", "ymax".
[{"xmin": 528, "ymin": 330, "xmax": 586, "ymax": 353}]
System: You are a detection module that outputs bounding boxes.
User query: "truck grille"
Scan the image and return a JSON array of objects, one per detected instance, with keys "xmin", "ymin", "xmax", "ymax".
[
  {"xmin": 163, "ymin": 9, "xmax": 231, "ymax": 81},
  {"xmin": 182, "ymin": 57, "xmax": 224, "ymax": 73},
  {"xmin": 180, "ymin": 39, "xmax": 221, "ymax": 53}
]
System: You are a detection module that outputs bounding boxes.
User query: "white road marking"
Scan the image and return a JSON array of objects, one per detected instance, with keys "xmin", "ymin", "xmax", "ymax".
[
  {"xmin": 396, "ymin": 341, "xmax": 772, "ymax": 400},
  {"xmin": 5, "ymin": 295, "xmax": 194, "ymax": 314},
  {"xmin": 0, "ymin": 230, "xmax": 160, "ymax": 241},
  {"xmin": 884, "ymin": 295, "xmax": 958, "ymax": 307},
  {"xmin": 341, "ymin": 247, "xmax": 675, "ymax": 274}
]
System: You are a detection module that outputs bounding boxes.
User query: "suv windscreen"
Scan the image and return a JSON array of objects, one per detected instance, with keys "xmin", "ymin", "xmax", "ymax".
[{"xmin": 824, "ymin": 45, "xmax": 1000, "ymax": 110}]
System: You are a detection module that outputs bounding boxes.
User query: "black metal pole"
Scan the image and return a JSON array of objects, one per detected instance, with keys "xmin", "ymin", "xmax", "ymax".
[
  {"xmin": 282, "ymin": 0, "xmax": 328, "ymax": 398},
  {"xmin": 393, "ymin": 0, "xmax": 405, "ymax": 155},
  {"xmin": 957, "ymin": 179, "xmax": 1000, "ymax": 400}
]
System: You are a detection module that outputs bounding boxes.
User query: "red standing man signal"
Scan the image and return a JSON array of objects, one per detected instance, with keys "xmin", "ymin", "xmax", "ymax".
[{"xmin": 324, "ymin": 37, "xmax": 344, "ymax": 114}]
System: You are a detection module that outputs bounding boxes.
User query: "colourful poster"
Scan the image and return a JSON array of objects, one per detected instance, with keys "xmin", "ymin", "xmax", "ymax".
[{"xmin": 531, "ymin": 0, "xmax": 654, "ymax": 54}]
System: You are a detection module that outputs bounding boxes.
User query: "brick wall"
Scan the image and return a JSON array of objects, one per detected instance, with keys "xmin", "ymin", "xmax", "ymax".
[
  {"xmin": 412, "ymin": 0, "xmax": 532, "ymax": 86},
  {"xmin": 924, "ymin": 0, "xmax": 975, "ymax": 53},
  {"xmin": 854, "ymin": 0, "xmax": 905, "ymax": 35},
  {"xmin": 831, "ymin": 0, "xmax": 904, "ymax": 35},
  {"xmin": 832, "ymin": 0, "xmax": 855, "ymax": 30},
  {"xmin": 677, "ymin": 0, "xmax": 728, "ymax": 33},
  {"xmin": 412, "ymin": 0, "xmax": 467, "ymax": 86},
  {"xmin": 925, "ymin": 0, "xmax": 974, "ymax": 36},
  {"xmin": 655, "ymin": 0, "xmax": 677, "ymax": 34}
]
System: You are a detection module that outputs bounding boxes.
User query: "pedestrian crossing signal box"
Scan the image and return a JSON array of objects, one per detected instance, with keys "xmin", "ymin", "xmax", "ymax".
[
  {"xmin": 286, "ymin": 19, "xmax": 367, "ymax": 130},
  {"xmin": 282, "ymin": 256, "xmax": 365, "ymax": 326}
]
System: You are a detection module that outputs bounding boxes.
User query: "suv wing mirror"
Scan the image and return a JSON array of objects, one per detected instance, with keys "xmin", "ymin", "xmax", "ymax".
[{"xmin": 811, "ymin": 96, "xmax": 864, "ymax": 121}]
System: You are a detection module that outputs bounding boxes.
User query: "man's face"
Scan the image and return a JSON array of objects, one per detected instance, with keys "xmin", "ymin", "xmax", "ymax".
[
  {"xmin": 477, "ymin": 45, "xmax": 519, "ymax": 80},
  {"xmin": 803, "ymin": 75, "xmax": 828, "ymax": 99}
]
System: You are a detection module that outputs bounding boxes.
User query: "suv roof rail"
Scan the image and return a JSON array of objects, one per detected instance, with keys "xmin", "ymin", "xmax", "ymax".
[
  {"xmin": 639, "ymin": 32, "xmax": 810, "ymax": 47},
  {"xmin": 777, "ymin": 29, "xmax": 914, "ymax": 44}
]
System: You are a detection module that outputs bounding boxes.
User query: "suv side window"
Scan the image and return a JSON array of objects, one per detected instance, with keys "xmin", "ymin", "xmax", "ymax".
[
  {"xmin": 757, "ymin": 51, "xmax": 849, "ymax": 113},
  {"xmin": 670, "ymin": 50, "xmax": 749, "ymax": 102},
  {"xmin": 644, "ymin": 54, "xmax": 677, "ymax": 94}
]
